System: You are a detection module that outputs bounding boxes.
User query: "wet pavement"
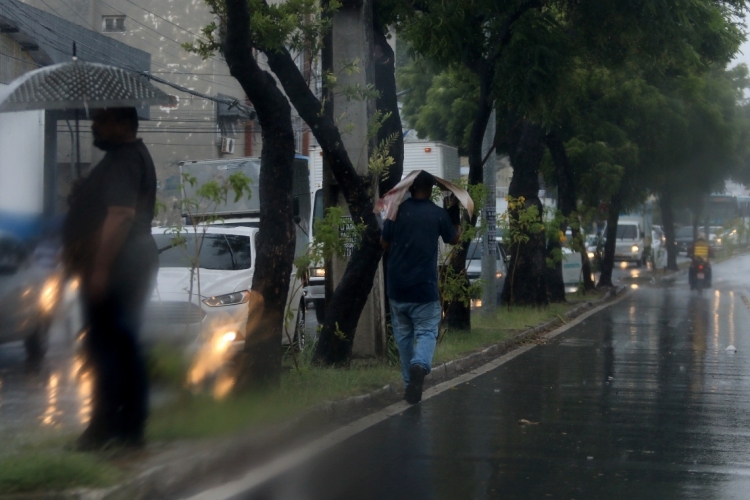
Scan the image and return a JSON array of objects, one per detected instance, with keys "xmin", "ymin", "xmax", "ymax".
[
  {"xmin": 0, "ymin": 291, "xmax": 89, "ymax": 442},
  {"xmin": 217, "ymin": 254, "xmax": 750, "ymax": 500},
  {"xmin": 0, "ymin": 294, "xmax": 321, "ymax": 445}
]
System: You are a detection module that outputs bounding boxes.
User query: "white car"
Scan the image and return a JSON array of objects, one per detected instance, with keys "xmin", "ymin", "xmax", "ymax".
[
  {"xmin": 465, "ymin": 239, "xmax": 507, "ymax": 301},
  {"xmin": 0, "ymin": 231, "xmax": 61, "ymax": 361},
  {"xmin": 143, "ymin": 226, "xmax": 306, "ymax": 351}
]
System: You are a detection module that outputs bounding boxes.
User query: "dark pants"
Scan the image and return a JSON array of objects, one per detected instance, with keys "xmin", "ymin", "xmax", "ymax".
[{"xmin": 83, "ymin": 238, "xmax": 157, "ymax": 442}]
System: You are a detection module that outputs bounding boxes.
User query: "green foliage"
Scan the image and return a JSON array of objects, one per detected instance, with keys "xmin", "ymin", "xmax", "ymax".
[
  {"xmin": 0, "ymin": 453, "xmax": 121, "ymax": 494},
  {"xmin": 184, "ymin": 0, "xmax": 340, "ymax": 61},
  {"xmin": 397, "ymin": 63, "xmax": 479, "ymax": 153},
  {"xmin": 436, "ymin": 182, "xmax": 488, "ymax": 314},
  {"xmin": 286, "ymin": 206, "xmax": 365, "ymax": 368},
  {"xmin": 310, "ymin": 207, "xmax": 365, "ymax": 262},
  {"xmin": 148, "ymin": 343, "xmax": 191, "ymax": 387},
  {"xmin": 368, "ymin": 132, "xmax": 398, "ymax": 180}
]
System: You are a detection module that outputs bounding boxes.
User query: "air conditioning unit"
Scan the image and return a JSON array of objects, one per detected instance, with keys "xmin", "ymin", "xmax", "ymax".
[{"xmin": 220, "ymin": 137, "xmax": 235, "ymax": 154}]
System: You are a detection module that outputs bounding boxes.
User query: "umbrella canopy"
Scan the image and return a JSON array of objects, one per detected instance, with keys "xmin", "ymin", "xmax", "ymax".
[{"xmin": 0, "ymin": 59, "xmax": 175, "ymax": 113}]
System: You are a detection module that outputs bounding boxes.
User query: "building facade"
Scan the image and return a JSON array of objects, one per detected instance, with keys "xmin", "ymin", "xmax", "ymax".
[{"xmin": 12, "ymin": 0, "xmax": 316, "ymax": 222}]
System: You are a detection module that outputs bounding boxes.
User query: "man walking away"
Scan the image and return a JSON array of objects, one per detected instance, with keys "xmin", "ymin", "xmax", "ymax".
[
  {"xmin": 63, "ymin": 107, "xmax": 158, "ymax": 450},
  {"xmin": 381, "ymin": 171, "xmax": 461, "ymax": 404}
]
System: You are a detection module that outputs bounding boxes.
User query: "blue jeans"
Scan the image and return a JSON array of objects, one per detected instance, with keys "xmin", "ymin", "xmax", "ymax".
[{"xmin": 390, "ymin": 300, "xmax": 442, "ymax": 385}]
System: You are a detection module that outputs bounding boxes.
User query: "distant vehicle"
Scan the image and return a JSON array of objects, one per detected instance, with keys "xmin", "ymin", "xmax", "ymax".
[
  {"xmin": 144, "ymin": 226, "xmax": 306, "ymax": 351},
  {"xmin": 674, "ymin": 226, "xmax": 694, "ymax": 254},
  {"xmin": 705, "ymin": 195, "xmax": 750, "ymax": 228},
  {"xmin": 0, "ymin": 231, "xmax": 60, "ymax": 361},
  {"xmin": 466, "ymin": 239, "xmax": 507, "ymax": 300},
  {"xmin": 165, "ymin": 154, "xmax": 311, "ymax": 349},
  {"xmin": 613, "ymin": 220, "xmax": 645, "ymax": 265}
]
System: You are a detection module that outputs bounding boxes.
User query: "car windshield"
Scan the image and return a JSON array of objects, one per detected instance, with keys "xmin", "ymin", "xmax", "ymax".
[
  {"xmin": 154, "ymin": 233, "xmax": 252, "ymax": 270},
  {"xmin": 676, "ymin": 227, "xmax": 693, "ymax": 238},
  {"xmin": 616, "ymin": 225, "xmax": 638, "ymax": 239}
]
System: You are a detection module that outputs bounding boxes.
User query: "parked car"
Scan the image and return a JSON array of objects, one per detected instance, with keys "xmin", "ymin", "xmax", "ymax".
[
  {"xmin": 466, "ymin": 239, "xmax": 507, "ymax": 301},
  {"xmin": 0, "ymin": 231, "xmax": 61, "ymax": 361},
  {"xmin": 144, "ymin": 226, "xmax": 306, "ymax": 352}
]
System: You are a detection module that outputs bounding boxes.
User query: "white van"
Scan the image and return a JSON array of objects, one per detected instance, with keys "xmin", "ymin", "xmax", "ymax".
[{"xmin": 613, "ymin": 220, "xmax": 645, "ymax": 265}]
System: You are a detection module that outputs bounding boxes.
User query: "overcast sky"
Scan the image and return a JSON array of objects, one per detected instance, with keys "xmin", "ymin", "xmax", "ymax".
[{"xmin": 732, "ymin": 39, "xmax": 750, "ymax": 70}]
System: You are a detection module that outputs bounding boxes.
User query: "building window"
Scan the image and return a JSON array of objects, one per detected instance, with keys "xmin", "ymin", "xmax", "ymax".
[{"xmin": 102, "ymin": 16, "xmax": 126, "ymax": 32}]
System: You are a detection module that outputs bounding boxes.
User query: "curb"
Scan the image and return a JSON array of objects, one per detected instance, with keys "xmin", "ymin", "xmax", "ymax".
[{"xmin": 21, "ymin": 286, "xmax": 629, "ymax": 500}]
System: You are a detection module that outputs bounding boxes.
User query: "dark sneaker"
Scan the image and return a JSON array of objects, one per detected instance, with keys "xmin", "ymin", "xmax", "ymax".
[{"xmin": 405, "ymin": 365, "xmax": 427, "ymax": 404}]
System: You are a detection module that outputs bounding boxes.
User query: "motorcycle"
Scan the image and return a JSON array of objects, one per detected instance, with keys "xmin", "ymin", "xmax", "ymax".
[{"xmin": 689, "ymin": 257, "xmax": 711, "ymax": 293}]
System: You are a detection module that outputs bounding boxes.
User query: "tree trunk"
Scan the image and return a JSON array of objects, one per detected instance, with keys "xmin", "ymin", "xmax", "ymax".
[
  {"xmin": 372, "ymin": 15, "xmax": 404, "ymax": 322},
  {"xmin": 597, "ymin": 195, "xmax": 621, "ymax": 288},
  {"xmin": 223, "ymin": 0, "xmax": 296, "ymax": 389},
  {"xmin": 545, "ymin": 132, "xmax": 595, "ymax": 292},
  {"xmin": 442, "ymin": 63, "xmax": 493, "ymax": 329},
  {"xmin": 500, "ymin": 119, "xmax": 548, "ymax": 306},
  {"xmin": 373, "ymin": 15, "xmax": 404, "ymax": 195},
  {"xmin": 545, "ymin": 237, "xmax": 566, "ymax": 302},
  {"xmin": 660, "ymin": 188, "xmax": 679, "ymax": 271},
  {"xmin": 260, "ymin": 35, "xmax": 391, "ymax": 365}
]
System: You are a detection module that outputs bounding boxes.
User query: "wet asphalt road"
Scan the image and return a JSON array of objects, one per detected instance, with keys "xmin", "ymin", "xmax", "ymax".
[
  {"xmin": 0, "ymin": 296, "xmax": 321, "ymax": 440},
  {"xmin": 0, "ymin": 261, "xmax": 649, "ymax": 441},
  {"xmin": 224, "ymin": 255, "xmax": 750, "ymax": 500}
]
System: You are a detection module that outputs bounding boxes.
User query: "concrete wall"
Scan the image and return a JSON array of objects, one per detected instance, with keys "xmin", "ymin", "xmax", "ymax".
[{"xmin": 0, "ymin": 32, "xmax": 37, "ymax": 84}]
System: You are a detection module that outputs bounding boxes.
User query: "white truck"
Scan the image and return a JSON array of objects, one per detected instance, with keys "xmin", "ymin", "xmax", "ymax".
[{"xmin": 0, "ymin": 94, "xmax": 45, "ymax": 240}]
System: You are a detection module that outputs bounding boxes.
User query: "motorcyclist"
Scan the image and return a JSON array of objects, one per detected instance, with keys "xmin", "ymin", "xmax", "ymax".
[{"xmin": 687, "ymin": 233, "xmax": 714, "ymax": 288}]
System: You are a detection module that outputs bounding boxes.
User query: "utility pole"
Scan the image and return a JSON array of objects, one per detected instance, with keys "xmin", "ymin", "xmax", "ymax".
[
  {"xmin": 481, "ymin": 109, "xmax": 497, "ymax": 316},
  {"xmin": 327, "ymin": 0, "xmax": 386, "ymax": 356}
]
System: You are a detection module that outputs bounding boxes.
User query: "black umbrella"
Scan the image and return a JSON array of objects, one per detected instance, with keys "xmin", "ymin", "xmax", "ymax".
[{"xmin": 0, "ymin": 58, "xmax": 175, "ymax": 176}]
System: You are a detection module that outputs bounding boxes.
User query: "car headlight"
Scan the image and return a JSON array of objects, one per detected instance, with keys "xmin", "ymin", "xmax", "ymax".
[
  {"xmin": 631, "ymin": 245, "xmax": 639, "ymax": 253},
  {"xmin": 716, "ymin": 238, "xmax": 722, "ymax": 244},
  {"xmin": 587, "ymin": 252, "xmax": 595, "ymax": 259},
  {"xmin": 203, "ymin": 290, "xmax": 251, "ymax": 307},
  {"xmin": 39, "ymin": 275, "xmax": 61, "ymax": 314},
  {"xmin": 311, "ymin": 268, "xmax": 325, "ymax": 278}
]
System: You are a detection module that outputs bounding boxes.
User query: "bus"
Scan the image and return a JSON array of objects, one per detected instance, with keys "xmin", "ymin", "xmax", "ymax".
[{"xmin": 703, "ymin": 195, "xmax": 750, "ymax": 247}]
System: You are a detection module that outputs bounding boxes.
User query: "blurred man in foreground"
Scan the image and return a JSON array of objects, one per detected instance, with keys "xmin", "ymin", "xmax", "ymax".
[
  {"xmin": 63, "ymin": 107, "xmax": 158, "ymax": 450},
  {"xmin": 381, "ymin": 171, "xmax": 460, "ymax": 404}
]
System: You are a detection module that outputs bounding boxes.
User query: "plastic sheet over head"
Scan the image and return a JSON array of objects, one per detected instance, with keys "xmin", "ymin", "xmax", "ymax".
[{"xmin": 373, "ymin": 169, "xmax": 474, "ymax": 223}]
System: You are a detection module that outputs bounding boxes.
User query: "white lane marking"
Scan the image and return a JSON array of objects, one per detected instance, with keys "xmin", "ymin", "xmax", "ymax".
[{"xmin": 183, "ymin": 292, "xmax": 630, "ymax": 500}]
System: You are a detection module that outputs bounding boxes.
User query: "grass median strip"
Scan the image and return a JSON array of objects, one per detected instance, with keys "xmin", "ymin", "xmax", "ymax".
[
  {"xmin": 147, "ymin": 296, "xmax": 598, "ymax": 440},
  {"xmin": 0, "ymin": 450, "xmax": 122, "ymax": 494}
]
